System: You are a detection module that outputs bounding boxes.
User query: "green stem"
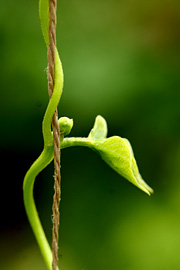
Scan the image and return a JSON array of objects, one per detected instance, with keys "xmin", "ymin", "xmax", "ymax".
[
  {"xmin": 23, "ymin": 0, "xmax": 65, "ymax": 269},
  {"xmin": 61, "ymin": 137, "xmax": 93, "ymax": 149},
  {"xmin": 23, "ymin": 147, "xmax": 54, "ymax": 270},
  {"xmin": 23, "ymin": 137, "xmax": 92, "ymax": 270},
  {"xmin": 42, "ymin": 48, "xmax": 63, "ymax": 146}
]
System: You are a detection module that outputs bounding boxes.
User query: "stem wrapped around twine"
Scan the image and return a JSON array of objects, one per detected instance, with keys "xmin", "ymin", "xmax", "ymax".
[
  {"xmin": 23, "ymin": 0, "xmax": 64, "ymax": 269},
  {"xmin": 48, "ymin": 0, "xmax": 61, "ymax": 269}
]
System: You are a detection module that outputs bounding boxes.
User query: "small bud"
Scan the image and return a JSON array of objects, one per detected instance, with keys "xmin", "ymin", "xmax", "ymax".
[{"xmin": 58, "ymin": 117, "xmax": 73, "ymax": 136}]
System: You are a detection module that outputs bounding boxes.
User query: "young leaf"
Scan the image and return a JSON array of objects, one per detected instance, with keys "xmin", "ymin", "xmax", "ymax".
[
  {"xmin": 88, "ymin": 115, "xmax": 107, "ymax": 140},
  {"xmin": 92, "ymin": 136, "xmax": 153, "ymax": 195}
]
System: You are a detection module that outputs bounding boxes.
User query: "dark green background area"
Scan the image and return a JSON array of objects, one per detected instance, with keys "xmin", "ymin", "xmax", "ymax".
[{"xmin": 1, "ymin": 0, "xmax": 180, "ymax": 269}]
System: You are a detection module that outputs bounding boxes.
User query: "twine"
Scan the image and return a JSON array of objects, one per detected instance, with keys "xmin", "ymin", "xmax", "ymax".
[{"xmin": 48, "ymin": 0, "xmax": 61, "ymax": 269}]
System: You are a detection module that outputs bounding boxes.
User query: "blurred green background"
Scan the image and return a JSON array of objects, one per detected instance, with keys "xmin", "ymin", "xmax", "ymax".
[{"xmin": 1, "ymin": 0, "xmax": 180, "ymax": 269}]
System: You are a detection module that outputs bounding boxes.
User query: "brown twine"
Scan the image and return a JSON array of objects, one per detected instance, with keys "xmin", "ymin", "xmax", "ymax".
[{"xmin": 48, "ymin": 0, "xmax": 61, "ymax": 269}]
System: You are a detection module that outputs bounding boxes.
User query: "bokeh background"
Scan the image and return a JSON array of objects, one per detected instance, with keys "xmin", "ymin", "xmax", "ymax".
[{"xmin": 1, "ymin": 0, "xmax": 180, "ymax": 269}]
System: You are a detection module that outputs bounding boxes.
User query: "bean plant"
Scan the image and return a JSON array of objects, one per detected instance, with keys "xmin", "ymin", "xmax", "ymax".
[{"xmin": 23, "ymin": 0, "xmax": 153, "ymax": 269}]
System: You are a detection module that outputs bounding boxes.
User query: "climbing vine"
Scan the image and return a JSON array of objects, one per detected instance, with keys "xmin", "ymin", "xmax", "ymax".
[{"xmin": 23, "ymin": 0, "xmax": 153, "ymax": 269}]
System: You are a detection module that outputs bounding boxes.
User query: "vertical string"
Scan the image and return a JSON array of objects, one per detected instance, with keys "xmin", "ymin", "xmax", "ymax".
[{"xmin": 48, "ymin": 0, "xmax": 61, "ymax": 269}]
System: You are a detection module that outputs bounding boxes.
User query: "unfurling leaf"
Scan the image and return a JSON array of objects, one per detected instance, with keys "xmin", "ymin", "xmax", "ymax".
[
  {"xmin": 87, "ymin": 116, "xmax": 153, "ymax": 195},
  {"xmin": 88, "ymin": 115, "xmax": 107, "ymax": 140},
  {"xmin": 91, "ymin": 133, "xmax": 153, "ymax": 195}
]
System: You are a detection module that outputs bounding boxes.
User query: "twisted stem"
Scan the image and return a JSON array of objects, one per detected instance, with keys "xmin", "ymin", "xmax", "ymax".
[{"xmin": 23, "ymin": 0, "xmax": 63, "ymax": 269}]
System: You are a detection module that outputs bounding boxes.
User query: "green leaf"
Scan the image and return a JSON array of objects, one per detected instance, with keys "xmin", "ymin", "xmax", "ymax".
[
  {"xmin": 92, "ymin": 136, "xmax": 153, "ymax": 195},
  {"xmin": 61, "ymin": 115, "xmax": 153, "ymax": 195},
  {"xmin": 88, "ymin": 115, "xmax": 107, "ymax": 140}
]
